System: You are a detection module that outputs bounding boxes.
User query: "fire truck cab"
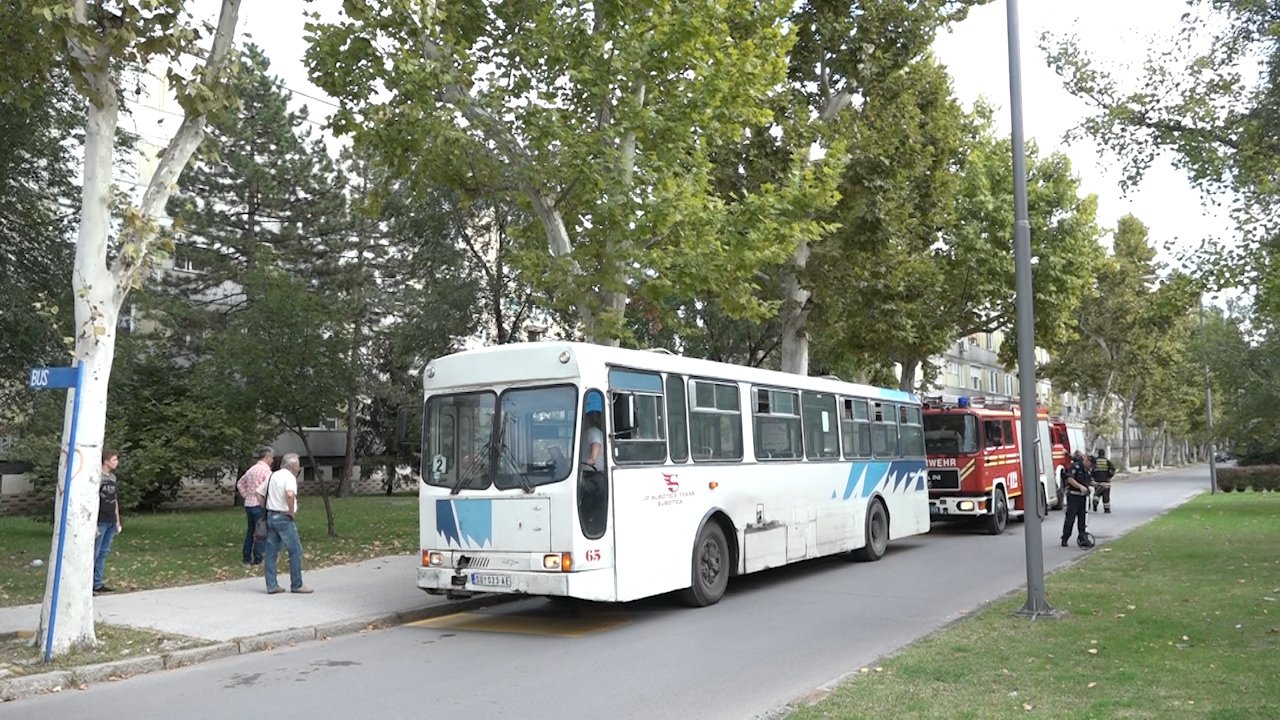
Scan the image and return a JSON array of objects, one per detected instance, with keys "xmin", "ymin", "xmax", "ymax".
[{"xmin": 922, "ymin": 397, "xmax": 1055, "ymax": 535}]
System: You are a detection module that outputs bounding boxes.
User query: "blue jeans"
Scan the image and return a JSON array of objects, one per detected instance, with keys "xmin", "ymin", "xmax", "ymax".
[
  {"xmin": 93, "ymin": 521, "xmax": 118, "ymax": 588},
  {"xmin": 264, "ymin": 512, "xmax": 304, "ymax": 591},
  {"xmin": 243, "ymin": 505, "xmax": 265, "ymax": 564}
]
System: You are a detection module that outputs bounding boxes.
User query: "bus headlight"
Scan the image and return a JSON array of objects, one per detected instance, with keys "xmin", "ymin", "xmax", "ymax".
[
  {"xmin": 423, "ymin": 551, "xmax": 445, "ymax": 567},
  {"xmin": 957, "ymin": 500, "xmax": 976, "ymax": 512},
  {"xmin": 543, "ymin": 553, "xmax": 573, "ymax": 572}
]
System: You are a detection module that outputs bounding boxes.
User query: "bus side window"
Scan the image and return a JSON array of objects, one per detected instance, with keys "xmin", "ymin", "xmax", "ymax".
[
  {"xmin": 754, "ymin": 387, "xmax": 802, "ymax": 460},
  {"xmin": 871, "ymin": 402, "xmax": 898, "ymax": 458},
  {"xmin": 802, "ymin": 391, "xmax": 839, "ymax": 460},
  {"xmin": 666, "ymin": 374, "xmax": 689, "ymax": 463},
  {"xmin": 841, "ymin": 397, "xmax": 872, "ymax": 458},
  {"xmin": 689, "ymin": 380, "xmax": 742, "ymax": 461},
  {"xmin": 608, "ymin": 368, "xmax": 666, "ymax": 464},
  {"xmin": 900, "ymin": 405, "xmax": 925, "ymax": 458}
]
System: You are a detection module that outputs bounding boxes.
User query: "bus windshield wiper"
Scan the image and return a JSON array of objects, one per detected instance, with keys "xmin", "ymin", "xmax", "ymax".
[
  {"xmin": 495, "ymin": 411, "xmax": 535, "ymax": 493},
  {"xmin": 451, "ymin": 429, "xmax": 495, "ymax": 495}
]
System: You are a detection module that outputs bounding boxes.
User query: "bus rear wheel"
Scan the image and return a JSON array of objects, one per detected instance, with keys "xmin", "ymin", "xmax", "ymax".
[
  {"xmin": 985, "ymin": 488, "xmax": 1008, "ymax": 535},
  {"xmin": 680, "ymin": 521, "xmax": 729, "ymax": 607},
  {"xmin": 851, "ymin": 499, "xmax": 888, "ymax": 562}
]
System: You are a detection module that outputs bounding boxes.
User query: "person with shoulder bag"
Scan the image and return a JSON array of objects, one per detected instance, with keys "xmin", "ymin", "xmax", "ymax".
[{"xmin": 236, "ymin": 446, "xmax": 274, "ymax": 567}]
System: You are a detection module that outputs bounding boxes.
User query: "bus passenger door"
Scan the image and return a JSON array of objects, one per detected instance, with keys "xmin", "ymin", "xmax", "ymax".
[{"xmin": 578, "ymin": 390, "xmax": 609, "ymax": 540}]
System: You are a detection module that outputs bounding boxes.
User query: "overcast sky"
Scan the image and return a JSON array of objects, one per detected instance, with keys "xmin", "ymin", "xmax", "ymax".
[{"xmin": 154, "ymin": 0, "xmax": 1233, "ymax": 265}]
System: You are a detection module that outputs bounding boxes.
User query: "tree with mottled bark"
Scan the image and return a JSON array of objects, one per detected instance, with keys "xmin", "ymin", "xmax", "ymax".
[{"xmin": 30, "ymin": 0, "xmax": 242, "ymax": 657}]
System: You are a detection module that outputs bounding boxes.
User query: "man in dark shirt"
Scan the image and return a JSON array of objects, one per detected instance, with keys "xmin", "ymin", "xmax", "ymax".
[
  {"xmin": 1060, "ymin": 450, "xmax": 1093, "ymax": 548},
  {"xmin": 94, "ymin": 449, "xmax": 123, "ymax": 594}
]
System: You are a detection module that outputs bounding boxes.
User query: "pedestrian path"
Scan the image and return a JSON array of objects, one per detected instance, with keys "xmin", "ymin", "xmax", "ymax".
[{"xmin": 0, "ymin": 555, "xmax": 466, "ymax": 642}]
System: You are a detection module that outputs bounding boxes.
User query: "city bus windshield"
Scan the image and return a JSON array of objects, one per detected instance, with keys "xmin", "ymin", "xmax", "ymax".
[
  {"xmin": 424, "ymin": 385, "xmax": 577, "ymax": 491},
  {"xmin": 923, "ymin": 413, "xmax": 979, "ymax": 455}
]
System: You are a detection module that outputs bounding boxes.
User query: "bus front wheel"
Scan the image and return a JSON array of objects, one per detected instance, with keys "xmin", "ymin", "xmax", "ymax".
[
  {"xmin": 851, "ymin": 499, "xmax": 888, "ymax": 562},
  {"xmin": 680, "ymin": 521, "xmax": 729, "ymax": 607}
]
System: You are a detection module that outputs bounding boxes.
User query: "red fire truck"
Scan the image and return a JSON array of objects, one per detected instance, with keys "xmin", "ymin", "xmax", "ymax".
[
  {"xmin": 1049, "ymin": 417, "xmax": 1087, "ymax": 509},
  {"xmin": 922, "ymin": 397, "xmax": 1055, "ymax": 535}
]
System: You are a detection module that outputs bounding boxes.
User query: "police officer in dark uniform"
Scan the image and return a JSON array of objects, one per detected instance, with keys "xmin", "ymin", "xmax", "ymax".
[
  {"xmin": 1061, "ymin": 450, "xmax": 1093, "ymax": 547},
  {"xmin": 1091, "ymin": 448, "xmax": 1115, "ymax": 513}
]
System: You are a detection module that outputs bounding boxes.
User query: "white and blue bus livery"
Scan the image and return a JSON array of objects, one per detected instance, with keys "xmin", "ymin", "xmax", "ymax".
[{"xmin": 418, "ymin": 342, "xmax": 930, "ymax": 606}]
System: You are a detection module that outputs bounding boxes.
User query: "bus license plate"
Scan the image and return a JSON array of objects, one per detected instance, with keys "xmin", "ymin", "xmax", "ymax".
[{"xmin": 470, "ymin": 573, "xmax": 511, "ymax": 588}]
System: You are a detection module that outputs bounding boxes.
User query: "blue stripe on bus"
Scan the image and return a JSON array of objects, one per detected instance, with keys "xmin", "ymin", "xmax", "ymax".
[
  {"xmin": 435, "ymin": 498, "xmax": 494, "ymax": 549},
  {"xmin": 436, "ymin": 499, "xmax": 460, "ymax": 546},
  {"xmin": 842, "ymin": 460, "xmax": 927, "ymax": 500}
]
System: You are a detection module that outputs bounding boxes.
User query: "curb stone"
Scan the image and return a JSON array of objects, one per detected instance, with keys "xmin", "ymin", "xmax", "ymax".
[{"xmin": 0, "ymin": 592, "xmax": 517, "ymax": 704}]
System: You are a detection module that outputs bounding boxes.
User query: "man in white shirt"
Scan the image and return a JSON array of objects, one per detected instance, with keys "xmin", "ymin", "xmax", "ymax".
[{"xmin": 257, "ymin": 453, "xmax": 313, "ymax": 594}]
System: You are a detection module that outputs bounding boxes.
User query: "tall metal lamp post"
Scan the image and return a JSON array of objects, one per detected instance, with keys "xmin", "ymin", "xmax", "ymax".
[
  {"xmin": 1200, "ymin": 299, "xmax": 1219, "ymax": 493},
  {"xmin": 1006, "ymin": 0, "xmax": 1056, "ymax": 618}
]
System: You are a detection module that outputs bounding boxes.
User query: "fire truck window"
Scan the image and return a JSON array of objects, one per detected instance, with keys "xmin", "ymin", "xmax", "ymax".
[
  {"xmin": 984, "ymin": 420, "xmax": 1004, "ymax": 448},
  {"xmin": 924, "ymin": 413, "xmax": 978, "ymax": 455}
]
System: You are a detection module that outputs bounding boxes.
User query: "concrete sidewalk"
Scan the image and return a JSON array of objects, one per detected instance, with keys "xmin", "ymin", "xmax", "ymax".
[{"xmin": 0, "ymin": 555, "xmax": 502, "ymax": 700}]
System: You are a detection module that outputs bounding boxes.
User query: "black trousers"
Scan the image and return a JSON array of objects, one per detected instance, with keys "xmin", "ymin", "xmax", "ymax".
[
  {"xmin": 1062, "ymin": 493, "xmax": 1087, "ymax": 541},
  {"xmin": 1092, "ymin": 482, "xmax": 1111, "ymax": 510}
]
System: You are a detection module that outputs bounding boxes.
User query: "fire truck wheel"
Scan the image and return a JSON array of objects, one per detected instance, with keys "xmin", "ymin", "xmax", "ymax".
[
  {"xmin": 680, "ymin": 521, "xmax": 729, "ymax": 607},
  {"xmin": 851, "ymin": 499, "xmax": 889, "ymax": 562},
  {"xmin": 985, "ymin": 488, "xmax": 1008, "ymax": 535}
]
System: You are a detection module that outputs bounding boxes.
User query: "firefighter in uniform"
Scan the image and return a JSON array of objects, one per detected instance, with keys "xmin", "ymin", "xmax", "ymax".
[
  {"xmin": 1061, "ymin": 450, "xmax": 1093, "ymax": 547},
  {"xmin": 1091, "ymin": 448, "xmax": 1115, "ymax": 513}
]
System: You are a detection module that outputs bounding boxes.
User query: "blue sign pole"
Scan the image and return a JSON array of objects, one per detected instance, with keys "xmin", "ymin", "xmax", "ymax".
[{"xmin": 29, "ymin": 363, "xmax": 86, "ymax": 663}]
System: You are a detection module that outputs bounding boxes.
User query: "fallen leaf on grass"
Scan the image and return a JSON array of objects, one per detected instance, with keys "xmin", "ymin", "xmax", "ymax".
[
  {"xmin": 1023, "ymin": 703, "xmax": 1034, "ymax": 711},
  {"xmin": 1087, "ymin": 682, "xmax": 1097, "ymax": 688},
  {"xmin": 1088, "ymin": 648, "xmax": 1098, "ymax": 655}
]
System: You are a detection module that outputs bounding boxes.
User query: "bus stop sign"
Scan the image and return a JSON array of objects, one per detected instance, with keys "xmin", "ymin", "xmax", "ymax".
[{"xmin": 29, "ymin": 367, "xmax": 80, "ymax": 390}]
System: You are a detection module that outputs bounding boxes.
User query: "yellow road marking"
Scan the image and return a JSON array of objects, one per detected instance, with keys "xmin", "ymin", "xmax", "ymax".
[{"xmin": 408, "ymin": 606, "xmax": 631, "ymax": 638}]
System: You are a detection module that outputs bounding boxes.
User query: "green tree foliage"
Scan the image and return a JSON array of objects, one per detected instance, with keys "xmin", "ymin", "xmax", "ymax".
[
  {"xmin": 305, "ymin": 0, "xmax": 830, "ymax": 344},
  {"xmin": 1044, "ymin": 0, "xmax": 1280, "ymax": 320},
  {"xmin": 731, "ymin": 0, "xmax": 991, "ymax": 373},
  {"xmin": 811, "ymin": 82, "xmax": 1102, "ymax": 390},
  {"xmin": 10, "ymin": 332, "xmax": 266, "ymax": 514},
  {"xmin": 1042, "ymin": 215, "xmax": 1196, "ymax": 468},
  {"xmin": 328, "ymin": 157, "xmax": 482, "ymax": 493},
  {"xmin": 204, "ymin": 266, "xmax": 354, "ymax": 536},
  {"xmin": 164, "ymin": 44, "xmax": 344, "ymax": 307},
  {"xmin": 0, "ymin": 2, "xmax": 80, "ymax": 420}
]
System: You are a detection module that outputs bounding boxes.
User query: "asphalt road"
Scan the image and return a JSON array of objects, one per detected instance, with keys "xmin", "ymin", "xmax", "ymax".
[{"xmin": 2, "ymin": 466, "xmax": 1210, "ymax": 720}]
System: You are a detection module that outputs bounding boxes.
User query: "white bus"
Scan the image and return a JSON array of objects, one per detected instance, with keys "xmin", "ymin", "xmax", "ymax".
[{"xmin": 417, "ymin": 342, "xmax": 930, "ymax": 606}]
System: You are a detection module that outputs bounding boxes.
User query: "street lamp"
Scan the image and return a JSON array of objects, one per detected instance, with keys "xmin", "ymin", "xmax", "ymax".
[
  {"xmin": 1006, "ymin": 0, "xmax": 1056, "ymax": 619},
  {"xmin": 1200, "ymin": 298, "xmax": 1218, "ymax": 493}
]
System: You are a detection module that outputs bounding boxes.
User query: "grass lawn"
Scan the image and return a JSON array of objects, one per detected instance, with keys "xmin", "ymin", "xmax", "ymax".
[
  {"xmin": 0, "ymin": 495, "xmax": 418, "ymax": 607},
  {"xmin": 790, "ymin": 491, "xmax": 1280, "ymax": 720}
]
